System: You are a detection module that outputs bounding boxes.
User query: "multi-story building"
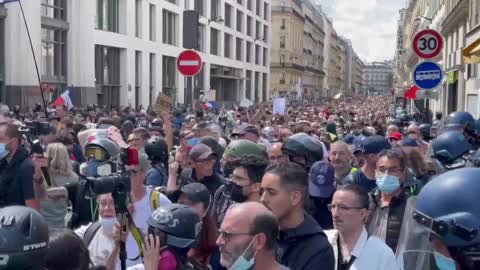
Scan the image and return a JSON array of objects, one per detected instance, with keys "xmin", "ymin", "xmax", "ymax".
[
  {"xmin": 2, "ymin": 0, "xmax": 270, "ymax": 108},
  {"xmin": 270, "ymin": 0, "xmax": 325, "ymax": 99},
  {"xmin": 352, "ymin": 53, "xmax": 365, "ymax": 95},
  {"xmin": 362, "ymin": 61, "xmax": 393, "ymax": 95},
  {"xmin": 463, "ymin": 0, "xmax": 480, "ymax": 118},
  {"xmin": 270, "ymin": 0, "xmax": 304, "ymax": 98}
]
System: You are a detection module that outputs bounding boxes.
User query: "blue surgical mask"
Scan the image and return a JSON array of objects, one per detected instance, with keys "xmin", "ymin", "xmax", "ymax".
[
  {"xmin": 376, "ymin": 173, "xmax": 400, "ymax": 194},
  {"xmin": 0, "ymin": 143, "xmax": 9, "ymax": 160},
  {"xmin": 229, "ymin": 236, "xmax": 257, "ymax": 270},
  {"xmin": 187, "ymin": 138, "xmax": 201, "ymax": 147},
  {"xmin": 433, "ymin": 251, "xmax": 456, "ymax": 270}
]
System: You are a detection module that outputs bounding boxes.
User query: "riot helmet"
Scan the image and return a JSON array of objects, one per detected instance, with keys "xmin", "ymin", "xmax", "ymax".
[
  {"xmin": 443, "ymin": 111, "xmax": 475, "ymax": 134},
  {"xmin": 413, "ymin": 168, "xmax": 480, "ymax": 269},
  {"xmin": 419, "ymin": 123, "xmax": 433, "ymax": 140},
  {"xmin": 147, "ymin": 203, "xmax": 201, "ymax": 249},
  {"xmin": 282, "ymin": 133, "xmax": 323, "ymax": 171},
  {"xmin": 430, "ymin": 131, "xmax": 471, "ymax": 169},
  {"xmin": 0, "ymin": 206, "xmax": 49, "ymax": 270},
  {"xmin": 83, "ymin": 137, "xmax": 120, "ymax": 176}
]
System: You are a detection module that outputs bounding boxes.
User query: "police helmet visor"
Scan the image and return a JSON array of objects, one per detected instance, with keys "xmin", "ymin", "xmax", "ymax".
[{"xmin": 85, "ymin": 147, "xmax": 107, "ymax": 161}]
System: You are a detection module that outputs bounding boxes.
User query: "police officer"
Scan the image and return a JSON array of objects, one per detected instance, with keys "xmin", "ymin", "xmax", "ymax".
[
  {"xmin": 398, "ymin": 168, "xmax": 480, "ymax": 270},
  {"xmin": 0, "ymin": 206, "xmax": 49, "ymax": 270},
  {"xmin": 430, "ymin": 130, "xmax": 471, "ymax": 172},
  {"xmin": 442, "ymin": 111, "xmax": 479, "ymax": 149}
]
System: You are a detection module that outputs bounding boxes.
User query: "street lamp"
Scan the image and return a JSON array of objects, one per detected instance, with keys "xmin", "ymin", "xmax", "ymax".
[{"xmin": 208, "ymin": 16, "xmax": 224, "ymax": 24}]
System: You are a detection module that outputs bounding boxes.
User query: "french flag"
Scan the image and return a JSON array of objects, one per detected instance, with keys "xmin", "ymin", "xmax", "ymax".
[{"xmin": 52, "ymin": 88, "xmax": 74, "ymax": 110}]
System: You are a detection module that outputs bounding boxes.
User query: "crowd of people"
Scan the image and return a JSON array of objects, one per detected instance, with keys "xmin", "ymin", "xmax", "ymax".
[{"xmin": 0, "ymin": 95, "xmax": 479, "ymax": 270}]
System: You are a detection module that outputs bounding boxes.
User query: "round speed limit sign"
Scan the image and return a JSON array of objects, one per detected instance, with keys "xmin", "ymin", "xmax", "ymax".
[{"xmin": 413, "ymin": 29, "xmax": 444, "ymax": 59}]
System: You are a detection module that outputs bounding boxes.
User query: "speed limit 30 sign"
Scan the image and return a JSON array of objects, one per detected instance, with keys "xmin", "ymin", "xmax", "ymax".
[{"xmin": 413, "ymin": 29, "xmax": 444, "ymax": 59}]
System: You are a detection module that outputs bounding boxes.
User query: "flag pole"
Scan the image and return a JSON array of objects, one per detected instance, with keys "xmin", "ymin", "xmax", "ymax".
[{"xmin": 18, "ymin": 0, "xmax": 48, "ymax": 117}]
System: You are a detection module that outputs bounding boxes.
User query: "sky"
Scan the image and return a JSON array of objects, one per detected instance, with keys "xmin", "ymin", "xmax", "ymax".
[{"xmin": 318, "ymin": 0, "xmax": 408, "ymax": 63}]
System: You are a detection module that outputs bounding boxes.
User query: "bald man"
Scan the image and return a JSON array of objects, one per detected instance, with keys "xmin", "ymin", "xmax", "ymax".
[
  {"xmin": 217, "ymin": 202, "xmax": 288, "ymax": 270},
  {"xmin": 268, "ymin": 142, "xmax": 288, "ymax": 165},
  {"xmin": 330, "ymin": 141, "xmax": 357, "ymax": 186}
]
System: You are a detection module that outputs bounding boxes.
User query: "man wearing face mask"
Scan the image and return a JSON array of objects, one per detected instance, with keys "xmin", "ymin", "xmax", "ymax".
[
  {"xmin": 211, "ymin": 155, "xmax": 269, "ymax": 228},
  {"xmin": 0, "ymin": 123, "xmax": 38, "ymax": 210},
  {"xmin": 217, "ymin": 202, "xmax": 289, "ymax": 270},
  {"xmin": 366, "ymin": 149, "xmax": 416, "ymax": 254}
]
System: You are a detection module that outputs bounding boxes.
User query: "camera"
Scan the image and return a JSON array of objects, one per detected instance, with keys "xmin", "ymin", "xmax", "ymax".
[{"xmin": 23, "ymin": 120, "xmax": 51, "ymax": 137}]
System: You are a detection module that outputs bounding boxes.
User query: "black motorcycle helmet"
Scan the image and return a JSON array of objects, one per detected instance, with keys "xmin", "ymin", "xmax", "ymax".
[
  {"xmin": 0, "ymin": 206, "xmax": 49, "ymax": 270},
  {"xmin": 282, "ymin": 133, "xmax": 323, "ymax": 171},
  {"xmin": 144, "ymin": 136, "xmax": 169, "ymax": 163},
  {"xmin": 147, "ymin": 203, "xmax": 201, "ymax": 249},
  {"xmin": 431, "ymin": 130, "xmax": 471, "ymax": 169}
]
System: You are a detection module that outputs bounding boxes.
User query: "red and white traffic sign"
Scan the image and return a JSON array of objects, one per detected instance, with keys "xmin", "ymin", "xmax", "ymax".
[
  {"xmin": 177, "ymin": 50, "xmax": 202, "ymax": 76},
  {"xmin": 413, "ymin": 29, "xmax": 443, "ymax": 59}
]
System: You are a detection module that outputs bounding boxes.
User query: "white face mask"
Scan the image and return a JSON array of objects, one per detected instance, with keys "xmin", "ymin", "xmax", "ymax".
[{"xmin": 99, "ymin": 217, "xmax": 117, "ymax": 234}]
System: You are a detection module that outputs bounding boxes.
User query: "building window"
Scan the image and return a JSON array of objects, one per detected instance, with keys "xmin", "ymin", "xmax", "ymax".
[
  {"xmin": 262, "ymin": 73, "xmax": 267, "ymax": 101},
  {"xmin": 237, "ymin": 0, "xmax": 243, "ymax": 5},
  {"xmin": 149, "ymin": 4, "xmax": 156, "ymax": 41},
  {"xmin": 255, "ymin": 44, "xmax": 260, "ymax": 65},
  {"xmin": 224, "ymin": 33, "xmax": 232, "ymax": 58},
  {"xmin": 247, "ymin": 0, "xmax": 253, "ymax": 11},
  {"xmin": 41, "ymin": 0, "xmax": 66, "ymax": 20},
  {"xmin": 236, "ymin": 38, "xmax": 243, "ymax": 61},
  {"xmin": 255, "ymin": 20, "xmax": 261, "ymax": 39},
  {"xmin": 210, "ymin": 28, "xmax": 220, "ymax": 55},
  {"xmin": 41, "ymin": 27, "xmax": 67, "ymax": 81},
  {"xmin": 263, "ymin": 2, "xmax": 269, "ymax": 20},
  {"xmin": 135, "ymin": 0, "xmax": 142, "ymax": 38},
  {"xmin": 162, "ymin": 56, "xmax": 177, "ymax": 98},
  {"xmin": 198, "ymin": 24, "xmax": 205, "ymax": 52},
  {"xmin": 162, "ymin": 10, "xmax": 177, "ymax": 45},
  {"xmin": 225, "ymin": 4, "xmax": 232, "ymax": 28},
  {"xmin": 96, "ymin": 0, "xmax": 119, "ymax": 32},
  {"xmin": 237, "ymin": 10, "xmax": 243, "ymax": 33},
  {"xmin": 280, "ymin": 72, "xmax": 285, "ymax": 84},
  {"xmin": 256, "ymin": 0, "xmax": 261, "ymax": 16},
  {"xmin": 194, "ymin": 0, "xmax": 204, "ymax": 17},
  {"xmin": 149, "ymin": 53, "xmax": 156, "ymax": 105},
  {"xmin": 281, "ymin": 18, "xmax": 286, "ymax": 30},
  {"xmin": 246, "ymin": 41, "xmax": 252, "ymax": 63},
  {"xmin": 95, "ymin": 45, "xmax": 120, "ymax": 108},
  {"xmin": 263, "ymin": 47, "xmax": 267, "ymax": 66},
  {"xmin": 166, "ymin": 0, "xmax": 177, "ymax": 4},
  {"xmin": 247, "ymin": 16, "xmax": 252, "ymax": 36},
  {"xmin": 246, "ymin": 70, "xmax": 252, "ymax": 99},
  {"xmin": 280, "ymin": 36, "xmax": 285, "ymax": 49},
  {"xmin": 263, "ymin": 25, "xmax": 268, "ymax": 42},
  {"xmin": 211, "ymin": 0, "xmax": 220, "ymax": 19},
  {"xmin": 135, "ymin": 51, "xmax": 142, "ymax": 108}
]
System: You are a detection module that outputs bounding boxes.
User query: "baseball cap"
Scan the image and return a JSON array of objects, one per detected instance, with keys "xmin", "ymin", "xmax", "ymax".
[
  {"xmin": 401, "ymin": 138, "xmax": 419, "ymax": 147},
  {"xmin": 343, "ymin": 134, "xmax": 356, "ymax": 145},
  {"xmin": 355, "ymin": 135, "xmax": 391, "ymax": 155},
  {"xmin": 308, "ymin": 161, "xmax": 335, "ymax": 198},
  {"xmin": 231, "ymin": 125, "xmax": 259, "ymax": 137},
  {"xmin": 188, "ymin": 143, "xmax": 217, "ymax": 161},
  {"xmin": 177, "ymin": 182, "xmax": 211, "ymax": 207},
  {"xmin": 388, "ymin": 132, "xmax": 402, "ymax": 141}
]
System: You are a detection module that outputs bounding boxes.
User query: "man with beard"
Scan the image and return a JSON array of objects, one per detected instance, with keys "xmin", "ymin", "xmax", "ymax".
[{"xmin": 217, "ymin": 202, "xmax": 288, "ymax": 270}]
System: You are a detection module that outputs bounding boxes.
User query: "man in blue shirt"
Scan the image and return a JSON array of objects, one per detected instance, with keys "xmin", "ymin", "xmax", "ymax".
[{"xmin": 342, "ymin": 135, "xmax": 391, "ymax": 192}]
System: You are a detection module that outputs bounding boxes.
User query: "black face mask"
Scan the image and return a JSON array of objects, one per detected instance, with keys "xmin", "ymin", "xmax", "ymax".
[{"xmin": 224, "ymin": 181, "xmax": 248, "ymax": 203}]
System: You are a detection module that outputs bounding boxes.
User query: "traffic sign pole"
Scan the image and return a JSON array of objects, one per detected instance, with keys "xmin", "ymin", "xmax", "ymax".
[{"xmin": 177, "ymin": 50, "xmax": 203, "ymax": 107}]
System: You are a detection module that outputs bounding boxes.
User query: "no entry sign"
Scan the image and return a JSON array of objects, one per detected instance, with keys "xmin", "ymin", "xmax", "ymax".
[
  {"xmin": 413, "ymin": 29, "xmax": 443, "ymax": 59},
  {"xmin": 177, "ymin": 50, "xmax": 202, "ymax": 76}
]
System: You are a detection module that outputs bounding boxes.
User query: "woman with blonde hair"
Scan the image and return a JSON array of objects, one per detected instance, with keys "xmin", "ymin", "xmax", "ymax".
[{"xmin": 34, "ymin": 143, "xmax": 78, "ymax": 228}]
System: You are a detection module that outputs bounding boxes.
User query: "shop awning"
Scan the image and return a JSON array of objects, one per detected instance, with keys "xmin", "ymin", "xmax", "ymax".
[{"xmin": 463, "ymin": 38, "xmax": 480, "ymax": 64}]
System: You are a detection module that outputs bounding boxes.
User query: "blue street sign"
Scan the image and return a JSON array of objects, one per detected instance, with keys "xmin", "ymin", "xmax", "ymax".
[
  {"xmin": 0, "ymin": 0, "xmax": 19, "ymax": 3},
  {"xmin": 413, "ymin": 61, "xmax": 443, "ymax": 90}
]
